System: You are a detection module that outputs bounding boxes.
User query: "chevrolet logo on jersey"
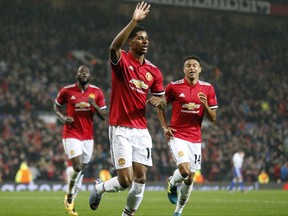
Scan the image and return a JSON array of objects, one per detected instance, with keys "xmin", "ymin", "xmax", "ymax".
[
  {"xmin": 75, "ymin": 102, "xmax": 91, "ymax": 109},
  {"xmin": 182, "ymin": 103, "xmax": 200, "ymax": 110},
  {"xmin": 129, "ymin": 79, "xmax": 148, "ymax": 89}
]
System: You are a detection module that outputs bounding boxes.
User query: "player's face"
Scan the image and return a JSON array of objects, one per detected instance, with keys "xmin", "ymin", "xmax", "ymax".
[
  {"xmin": 129, "ymin": 31, "xmax": 149, "ymax": 55},
  {"xmin": 183, "ymin": 59, "xmax": 201, "ymax": 81},
  {"xmin": 77, "ymin": 66, "xmax": 90, "ymax": 85}
]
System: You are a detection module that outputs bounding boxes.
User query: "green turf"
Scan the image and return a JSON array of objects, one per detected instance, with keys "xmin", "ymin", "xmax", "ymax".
[{"xmin": 0, "ymin": 190, "xmax": 287, "ymax": 216}]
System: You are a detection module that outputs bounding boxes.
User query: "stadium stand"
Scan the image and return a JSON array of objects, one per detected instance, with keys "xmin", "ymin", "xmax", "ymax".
[{"xmin": 0, "ymin": 0, "xmax": 287, "ymax": 183}]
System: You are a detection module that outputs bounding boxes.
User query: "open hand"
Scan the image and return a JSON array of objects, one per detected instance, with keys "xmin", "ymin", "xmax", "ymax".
[{"xmin": 133, "ymin": 1, "xmax": 151, "ymax": 23}]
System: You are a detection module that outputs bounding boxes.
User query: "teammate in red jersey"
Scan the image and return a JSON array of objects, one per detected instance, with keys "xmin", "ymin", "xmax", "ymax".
[
  {"xmin": 54, "ymin": 65, "xmax": 107, "ymax": 216},
  {"xmin": 89, "ymin": 2, "xmax": 166, "ymax": 215},
  {"xmin": 157, "ymin": 56, "xmax": 218, "ymax": 216}
]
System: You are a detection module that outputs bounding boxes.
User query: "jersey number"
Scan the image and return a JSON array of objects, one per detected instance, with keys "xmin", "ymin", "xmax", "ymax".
[
  {"xmin": 146, "ymin": 148, "xmax": 151, "ymax": 159},
  {"xmin": 194, "ymin": 154, "xmax": 201, "ymax": 165}
]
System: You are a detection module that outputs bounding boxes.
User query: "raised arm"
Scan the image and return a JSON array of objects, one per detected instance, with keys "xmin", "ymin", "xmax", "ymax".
[{"xmin": 109, "ymin": 1, "xmax": 150, "ymax": 63}]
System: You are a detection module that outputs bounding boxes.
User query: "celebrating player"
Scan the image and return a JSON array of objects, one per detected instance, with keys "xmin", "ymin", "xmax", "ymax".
[
  {"xmin": 89, "ymin": 2, "xmax": 166, "ymax": 215},
  {"xmin": 157, "ymin": 56, "xmax": 218, "ymax": 216},
  {"xmin": 54, "ymin": 65, "xmax": 107, "ymax": 216}
]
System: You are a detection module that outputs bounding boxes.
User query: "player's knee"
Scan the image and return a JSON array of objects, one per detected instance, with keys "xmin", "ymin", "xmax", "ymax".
[
  {"xmin": 73, "ymin": 164, "xmax": 82, "ymax": 173},
  {"xmin": 118, "ymin": 176, "xmax": 133, "ymax": 189},
  {"xmin": 134, "ymin": 176, "xmax": 147, "ymax": 184},
  {"xmin": 179, "ymin": 168, "xmax": 191, "ymax": 179},
  {"xmin": 184, "ymin": 172, "xmax": 194, "ymax": 185}
]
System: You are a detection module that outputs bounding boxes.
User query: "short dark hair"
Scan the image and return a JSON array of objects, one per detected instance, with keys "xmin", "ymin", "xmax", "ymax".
[
  {"xmin": 128, "ymin": 25, "xmax": 147, "ymax": 39},
  {"xmin": 184, "ymin": 55, "xmax": 201, "ymax": 66}
]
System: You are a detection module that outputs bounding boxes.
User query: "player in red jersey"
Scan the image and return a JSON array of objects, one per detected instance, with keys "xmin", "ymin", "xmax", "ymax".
[
  {"xmin": 54, "ymin": 65, "xmax": 107, "ymax": 216},
  {"xmin": 89, "ymin": 2, "xmax": 166, "ymax": 216},
  {"xmin": 157, "ymin": 56, "xmax": 218, "ymax": 216}
]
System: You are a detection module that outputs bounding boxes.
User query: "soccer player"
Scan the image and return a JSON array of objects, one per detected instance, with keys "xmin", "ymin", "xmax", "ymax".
[
  {"xmin": 157, "ymin": 56, "xmax": 218, "ymax": 216},
  {"xmin": 89, "ymin": 2, "xmax": 166, "ymax": 216},
  {"xmin": 229, "ymin": 150, "xmax": 245, "ymax": 191},
  {"xmin": 54, "ymin": 65, "xmax": 107, "ymax": 216}
]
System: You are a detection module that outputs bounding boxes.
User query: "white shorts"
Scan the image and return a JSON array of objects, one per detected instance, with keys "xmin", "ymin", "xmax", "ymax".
[
  {"xmin": 62, "ymin": 138, "xmax": 93, "ymax": 164},
  {"xmin": 168, "ymin": 137, "xmax": 202, "ymax": 172},
  {"xmin": 109, "ymin": 126, "xmax": 153, "ymax": 169}
]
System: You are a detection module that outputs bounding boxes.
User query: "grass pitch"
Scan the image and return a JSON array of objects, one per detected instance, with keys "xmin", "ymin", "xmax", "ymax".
[{"xmin": 0, "ymin": 190, "xmax": 287, "ymax": 216}]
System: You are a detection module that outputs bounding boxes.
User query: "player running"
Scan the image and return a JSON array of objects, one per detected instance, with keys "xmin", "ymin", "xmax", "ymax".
[
  {"xmin": 89, "ymin": 2, "xmax": 166, "ymax": 215},
  {"xmin": 157, "ymin": 56, "xmax": 218, "ymax": 216},
  {"xmin": 54, "ymin": 65, "xmax": 107, "ymax": 216}
]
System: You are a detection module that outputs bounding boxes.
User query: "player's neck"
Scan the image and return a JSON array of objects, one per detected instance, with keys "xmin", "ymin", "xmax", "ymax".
[
  {"xmin": 130, "ymin": 50, "xmax": 145, "ymax": 64},
  {"xmin": 185, "ymin": 77, "xmax": 198, "ymax": 86},
  {"xmin": 77, "ymin": 82, "xmax": 88, "ymax": 91}
]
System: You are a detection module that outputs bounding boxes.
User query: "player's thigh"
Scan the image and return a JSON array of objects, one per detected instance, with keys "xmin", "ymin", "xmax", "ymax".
[
  {"xmin": 234, "ymin": 167, "xmax": 242, "ymax": 178},
  {"xmin": 131, "ymin": 128, "xmax": 153, "ymax": 167},
  {"xmin": 62, "ymin": 138, "xmax": 83, "ymax": 159},
  {"xmin": 168, "ymin": 137, "xmax": 190, "ymax": 166},
  {"xmin": 133, "ymin": 162, "xmax": 148, "ymax": 183},
  {"xmin": 117, "ymin": 166, "xmax": 134, "ymax": 184},
  {"xmin": 187, "ymin": 143, "xmax": 202, "ymax": 171},
  {"xmin": 109, "ymin": 126, "xmax": 133, "ymax": 170},
  {"xmin": 169, "ymin": 138, "xmax": 201, "ymax": 171},
  {"xmin": 82, "ymin": 139, "xmax": 94, "ymax": 164}
]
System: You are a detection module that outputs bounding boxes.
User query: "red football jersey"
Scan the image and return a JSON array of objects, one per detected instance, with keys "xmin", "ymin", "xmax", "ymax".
[
  {"xmin": 55, "ymin": 83, "xmax": 106, "ymax": 140},
  {"xmin": 109, "ymin": 51, "xmax": 164, "ymax": 128},
  {"xmin": 166, "ymin": 78, "xmax": 218, "ymax": 142}
]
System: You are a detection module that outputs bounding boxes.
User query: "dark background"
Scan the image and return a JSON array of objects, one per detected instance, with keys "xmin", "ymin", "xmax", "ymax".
[{"xmin": 0, "ymin": 0, "xmax": 287, "ymax": 183}]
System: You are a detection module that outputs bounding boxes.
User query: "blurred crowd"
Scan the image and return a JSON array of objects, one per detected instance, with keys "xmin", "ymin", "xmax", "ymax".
[{"xmin": 0, "ymin": 0, "xmax": 287, "ymax": 183}]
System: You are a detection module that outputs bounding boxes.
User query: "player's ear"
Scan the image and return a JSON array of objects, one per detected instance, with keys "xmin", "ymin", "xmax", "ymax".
[
  {"xmin": 183, "ymin": 65, "xmax": 186, "ymax": 73},
  {"xmin": 128, "ymin": 39, "xmax": 134, "ymax": 47}
]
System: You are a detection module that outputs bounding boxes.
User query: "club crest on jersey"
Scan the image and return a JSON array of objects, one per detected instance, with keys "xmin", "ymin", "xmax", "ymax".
[
  {"xmin": 145, "ymin": 72, "xmax": 153, "ymax": 81},
  {"xmin": 178, "ymin": 151, "xmax": 184, "ymax": 157},
  {"xmin": 182, "ymin": 103, "xmax": 200, "ymax": 110},
  {"xmin": 118, "ymin": 158, "xmax": 126, "ymax": 166},
  {"xmin": 88, "ymin": 93, "xmax": 95, "ymax": 99}
]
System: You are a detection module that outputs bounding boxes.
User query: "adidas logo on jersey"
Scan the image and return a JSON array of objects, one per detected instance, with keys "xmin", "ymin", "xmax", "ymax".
[
  {"xmin": 179, "ymin": 93, "xmax": 185, "ymax": 97},
  {"xmin": 71, "ymin": 95, "xmax": 76, "ymax": 100}
]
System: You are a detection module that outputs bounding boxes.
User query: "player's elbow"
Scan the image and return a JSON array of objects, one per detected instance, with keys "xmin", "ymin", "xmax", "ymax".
[
  {"xmin": 210, "ymin": 116, "xmax": 217, "ymax": 123},
  {"xmin": 206, "ymin": 114, "xmax": 216, "ymax": 123},
  {"xmin": 157, "ymin": 96, "xmax": 167, "ymax": 110},
  {"xmin": 207, "ymin": 109, "xmax": 217, "ymax": 123},
  {"xmin": 100, "ymin": 110, "xmax": 108, "ymax": 121},
  {"xmin": 157, "ymin": 102, "xmax": 166, "ymax": 110}
]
